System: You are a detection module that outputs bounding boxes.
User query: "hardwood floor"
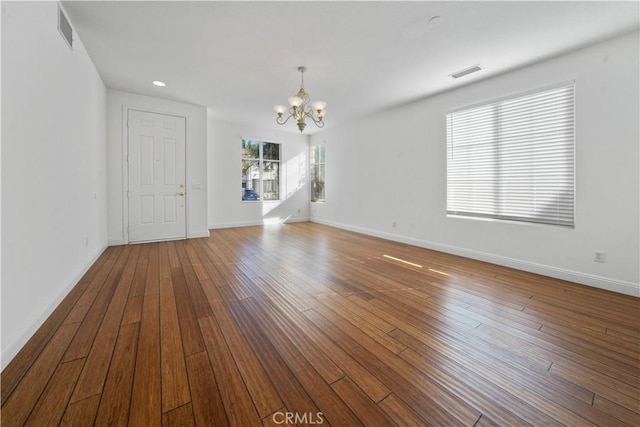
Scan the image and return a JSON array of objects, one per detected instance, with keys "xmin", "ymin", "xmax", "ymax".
[{"xmin": 2, "ymin": 222, "xmax": 639, "ymax": 426}]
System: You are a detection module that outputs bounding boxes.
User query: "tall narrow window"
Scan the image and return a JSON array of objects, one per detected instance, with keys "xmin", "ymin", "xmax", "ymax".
[
  {"xmin": 241, "ymin": 139, "xmax": 280, "ymax": 201},
  {"xmin": 446, "ymin": 83, "xmax": 575, "ymax": 227},
  {"xmin": 310, "ymin": 144, "xmax": 325, "ymax": 202}
]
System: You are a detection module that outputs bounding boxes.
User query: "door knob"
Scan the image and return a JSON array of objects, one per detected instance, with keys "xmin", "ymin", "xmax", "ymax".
[{"xmin": 177, "ymin": 191, "xmax": 185, "ymax": 196}]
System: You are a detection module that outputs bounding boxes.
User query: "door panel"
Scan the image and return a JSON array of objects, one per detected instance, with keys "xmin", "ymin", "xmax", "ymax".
[{"xmin": 128, "ymin": 110, "xmax": 186, "ymax": 242}]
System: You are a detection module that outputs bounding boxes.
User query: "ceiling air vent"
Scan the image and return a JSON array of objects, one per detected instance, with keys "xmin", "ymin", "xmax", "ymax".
[
  {"xmin": 58, "ymin": 4, "xmax": 73, "ymax": 50},
  {"xmin": 450, "ymin": 65, "xmax": 482, "ymax": 79}
]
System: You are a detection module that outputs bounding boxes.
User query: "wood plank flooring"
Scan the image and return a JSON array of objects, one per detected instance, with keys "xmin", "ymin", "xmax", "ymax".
[{"xmin": 2, "ymin": 222, "xmax": 639, "ymax": 426}]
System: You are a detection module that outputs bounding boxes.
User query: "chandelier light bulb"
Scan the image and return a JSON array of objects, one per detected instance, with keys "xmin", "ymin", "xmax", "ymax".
[
  {"xmin": 274, "ymin": 105, "xmax": 286, "ymax": 115},
  {"xmin": 288, "ymin": 96, "xmax": 303, "ymax": 107},
  {"xmin": 312, "ymin": 101, "xmax": 327, "ymax": 112}
]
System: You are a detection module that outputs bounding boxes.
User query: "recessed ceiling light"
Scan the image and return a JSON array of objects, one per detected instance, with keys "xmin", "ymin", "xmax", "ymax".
[{"xmin": 152, "ymin": 80, "xmax": 166, "ymax": 87}]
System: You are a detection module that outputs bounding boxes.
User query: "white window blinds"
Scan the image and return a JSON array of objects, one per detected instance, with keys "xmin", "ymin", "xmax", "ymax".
[{"xmin": 446, "ymin": 83, "xmax": 575, "ymax": 227}]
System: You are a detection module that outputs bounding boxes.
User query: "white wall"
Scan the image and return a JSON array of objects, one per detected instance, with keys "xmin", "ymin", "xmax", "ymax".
[
  {"xmin": 107, "ymin": 90, "xmax": 209, "ymax": 244},
  {"xmin": 310, "ymin": 31, "xmax": 640, "ymax": 296},
  {"xmin": 1, "ymin": 2, "xmax": 108, "ymax": 367},
  {"xmin": 208, "ymin": 115, "xmax": 310, "ymax": 228}
]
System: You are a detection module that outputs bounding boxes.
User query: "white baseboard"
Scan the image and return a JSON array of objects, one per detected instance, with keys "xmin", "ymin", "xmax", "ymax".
[
  {"xmin": 311, "ymin": 218, "xmax": 639, "ymax": 297},
  {"xmin": 110, "ymin": 229, "xmax": 210, "ymax": 246},
  {"xmin": 188, "ymin": 230, "xmax": 211, "ymax": 239},
  {"xmin": 283, "ymin": 216, "xmax": 310, "ymax": 224},
  {"xmin": 209, "ymin": 216, "xmax": 310, "ymax": 230},
  {"xmin": 108, "ymin": 237, "xmax": 126, "ymax": 246},
  {"xmin": 1, "ymin": 244, "xmax": 109, "ymax": 370}
]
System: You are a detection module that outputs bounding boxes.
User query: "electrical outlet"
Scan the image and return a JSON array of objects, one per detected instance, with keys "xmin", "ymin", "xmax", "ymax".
[{"xmin": 594, "ymin": 250, "xmax": 605, "ymax": 263}]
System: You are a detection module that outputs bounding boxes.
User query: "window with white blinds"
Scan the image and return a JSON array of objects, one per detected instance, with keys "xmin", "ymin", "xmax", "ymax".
[{"xmin": 446, "ymin": 83, "xmax": 575, "ymax": 227}]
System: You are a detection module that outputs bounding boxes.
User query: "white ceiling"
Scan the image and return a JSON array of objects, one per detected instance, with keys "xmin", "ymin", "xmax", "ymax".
[{"xmin": 62, "ymin": 1, "xmax": 639, "ymax": 134}]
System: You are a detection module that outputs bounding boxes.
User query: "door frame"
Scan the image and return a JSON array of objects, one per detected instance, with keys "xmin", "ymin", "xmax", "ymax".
[{"xmin": 122, "ymin": 105, "xmax": 189, "ymax": 244}]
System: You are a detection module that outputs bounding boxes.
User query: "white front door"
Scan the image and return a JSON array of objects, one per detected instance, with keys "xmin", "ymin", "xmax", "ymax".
[{"xmin": 128, "ymin": 109, "xmax": 186, "ymax": 242}]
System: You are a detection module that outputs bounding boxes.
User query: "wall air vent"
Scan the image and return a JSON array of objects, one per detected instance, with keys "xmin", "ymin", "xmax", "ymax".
[
  {"xmin": 450, "ymin": 65, "xmax": 482, "ymax": 79},
  {"xmin": 58, "ymin": 4, "xmax": 73, "ymax": 50}
]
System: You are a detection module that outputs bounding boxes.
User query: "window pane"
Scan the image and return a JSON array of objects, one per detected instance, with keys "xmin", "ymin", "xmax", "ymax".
[
  {"xmin": 241, "ymin": 159, "xmax": 260, "ymax": 201},
  {"xmin": 312, "ymin": 165, "xmax": 325, "ymax": 202},
  {"xmin": 242, "ymin": 139, "xmax": 260, "ymax": 159},
  {"xmin": 263, "ymin": 142, "xmax": 280, "ymax": 160},
  {"xmin": 310, "ymin": 144, "xmax": 325, "ymax": 202},
  {"xmin": 241, "ymin": 139, "xmax": 281, "ymax": 202},
  {"xmin": 262, "ymin": 161, "xmax": 280, "ymax": 200},
  {"xmin": 311, "ymin": 164, "xmax": 318, "ymax": 201}
]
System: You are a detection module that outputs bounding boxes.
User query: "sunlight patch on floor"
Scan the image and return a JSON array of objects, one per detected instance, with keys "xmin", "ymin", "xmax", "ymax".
[
  {"xmin": 428, "ymin": 268, "xmax": 451, "ymax": 277},
  {"xmin": 382, "ymin": 254, "xmax": 423, "ymax": 268}
]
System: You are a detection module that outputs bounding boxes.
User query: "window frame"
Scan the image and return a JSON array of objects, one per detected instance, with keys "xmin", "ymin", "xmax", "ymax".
[
  {"xmin": 446, "ymin": 82, "xmax": 575, "ymax": 228},
  {"xmin": 241, "ymin": 139, "xmax": 281, "ymax": 202}
]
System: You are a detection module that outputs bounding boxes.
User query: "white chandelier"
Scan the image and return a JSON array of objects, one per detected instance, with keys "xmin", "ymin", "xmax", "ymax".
[{"xmin": 274, "ymin": 66, "xmax": 326, "ymax": 133}]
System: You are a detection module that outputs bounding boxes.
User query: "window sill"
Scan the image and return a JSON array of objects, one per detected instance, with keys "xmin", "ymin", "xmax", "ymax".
[{"xmin": 446, "ymin": 214, "xmax": 574, "ymax": 230}]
